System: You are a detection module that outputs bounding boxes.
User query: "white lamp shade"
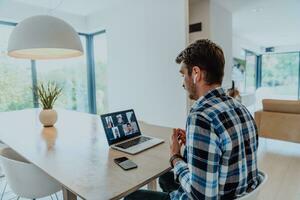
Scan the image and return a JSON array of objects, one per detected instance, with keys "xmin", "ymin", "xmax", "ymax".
[{"xmin": 7, "ymin": 15, "xmax": 83, "ymax": 60}]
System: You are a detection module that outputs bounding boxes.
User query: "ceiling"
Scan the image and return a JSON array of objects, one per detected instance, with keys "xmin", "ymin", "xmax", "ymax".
[
  {"xmin": 7, "ymin": 0, "xmax": 300, "ymax": 47},
  {"xmin": 214, "ymin": 0, "xmax": 300, "ymax": 47},
  {"xmin": 13, "ymin": 0, "xmax": 117, "ymax": 16}
]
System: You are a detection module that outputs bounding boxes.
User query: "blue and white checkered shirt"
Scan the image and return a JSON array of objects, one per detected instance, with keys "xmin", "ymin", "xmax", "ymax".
[{"xmin": 170, "ymin": 87, "xmax": 259, "ymax": 200}]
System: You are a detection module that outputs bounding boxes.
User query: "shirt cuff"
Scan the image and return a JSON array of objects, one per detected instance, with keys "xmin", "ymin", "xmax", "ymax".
[{"xmin": 174, "ymin": 160, "xmax": 188, "ymax": 181}]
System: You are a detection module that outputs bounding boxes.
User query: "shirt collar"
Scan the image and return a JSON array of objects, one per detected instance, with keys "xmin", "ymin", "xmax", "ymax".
[{"xmin": 190, "ymin": 87, "xmax": 226, "ymax": 111}]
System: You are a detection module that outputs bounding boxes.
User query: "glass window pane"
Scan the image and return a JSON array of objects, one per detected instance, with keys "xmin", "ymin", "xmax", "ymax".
[
  {"xmin": 261, "ymin": 53, "xmax": 299, "ymax": 100},
  {"xmin": 245, "ymin": 53, "xmax": 256, "ymax": 93},
  {"xmin": 0, "ymin": 25, "xmax": 33, "ymax": 111},
  {"xmin": 232, "ymin": 51, "xmax": 257, "ymax": 94},
  {"xmin": 94, "ymin": 33, "xmax": 108, "ymax": 114},
  {"xmin": 232, "ymin": 58, "xmax": 246, "ymax": 93},
  {"xmin": 36, "ymin": 36, "xmax": 89, "ymax": 112}
]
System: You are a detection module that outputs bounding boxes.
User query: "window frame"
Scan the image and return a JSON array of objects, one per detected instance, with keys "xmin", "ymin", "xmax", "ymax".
[{"xmin": 244, "ymin": 50, "xmax": 258, "ymax": 93}]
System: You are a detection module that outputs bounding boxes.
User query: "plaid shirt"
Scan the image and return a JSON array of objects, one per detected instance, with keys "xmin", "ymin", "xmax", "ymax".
[{"xmin": 170, "ymin": 87, "xmax": 259, "ymax": 200}]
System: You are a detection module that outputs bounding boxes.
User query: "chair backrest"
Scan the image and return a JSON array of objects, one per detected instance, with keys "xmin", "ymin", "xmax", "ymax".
[
  {"xmin": 0, "ymin": 148, "xmax": 61, "ymax": 199},
  {"xmin": 237, "ymin": 171, "xmax": 268, "ymax": 200},
  {"xmin": 263, "ymin": 99, "xmax": 300, "ymax": 114}
]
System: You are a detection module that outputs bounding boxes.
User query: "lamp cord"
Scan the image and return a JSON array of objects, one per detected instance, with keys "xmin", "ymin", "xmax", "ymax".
[{"xmin": 48, "ymin": 0, "xmax": 64, "ymax": 14}]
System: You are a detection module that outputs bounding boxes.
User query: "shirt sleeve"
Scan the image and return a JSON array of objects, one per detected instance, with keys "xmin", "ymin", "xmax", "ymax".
[{"xmin": 173, "ymin": 113, "xmax": 221, "ymax": 200}]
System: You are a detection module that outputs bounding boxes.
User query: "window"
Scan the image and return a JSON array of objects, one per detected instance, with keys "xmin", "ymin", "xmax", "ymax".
[
  {"xmin": 261, "ymin": 52, "xmax": 299, "ymax": 100},
  {"xmin": 232, "ymin": 50, "xmax": 257, "ymax": 94},
  {"xmin": 0, "ymin": 21, "xmax": 108, "ymax": 114},
  {"xmin": 245, "ymin": 51, "xmax": 256, "ymax": 93},
  {"xmin": 0, "ymin": 25, "xmax": 33, "ymax": 111},
  {"xmin": 36, "ymin": 36, "xmax": 89, "ymax": 112},
  {"xmin": 93, "ymin": 33, "xmax": 108, "ymax": 114},
  {"xmin": 232, "ymin": 57, "xmax": 246, "ymax": 92}
]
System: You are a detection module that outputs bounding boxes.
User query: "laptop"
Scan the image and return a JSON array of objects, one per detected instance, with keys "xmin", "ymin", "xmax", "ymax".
[{"xmin": 100, "ymin": 109, "xmax": 164, "ymax": 154}]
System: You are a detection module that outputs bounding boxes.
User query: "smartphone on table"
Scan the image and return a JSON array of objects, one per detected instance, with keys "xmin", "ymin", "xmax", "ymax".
[{"xmin": 114, "ymin": 157, "xmax": 138, "ymax": 170}]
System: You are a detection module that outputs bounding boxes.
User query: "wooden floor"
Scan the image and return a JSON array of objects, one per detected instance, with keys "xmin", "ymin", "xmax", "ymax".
[
  {"xmin": 257, "ymin": 137, "xmax": 300, "ymax": 200},
  {"xmin": 0, "ymin": 137, "xmax": 300, "ymax": 199}
]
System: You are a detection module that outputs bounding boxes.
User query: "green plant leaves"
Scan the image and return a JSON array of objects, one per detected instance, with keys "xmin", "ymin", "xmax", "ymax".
[{"xmin": 33, "ymin": 81, "xmax": 62, "ymax": 110}]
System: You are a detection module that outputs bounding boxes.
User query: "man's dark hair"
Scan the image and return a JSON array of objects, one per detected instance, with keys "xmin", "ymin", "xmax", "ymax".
[{"xmin": 176, "ymin": 39, "xmax": 225, "ymax": 85}]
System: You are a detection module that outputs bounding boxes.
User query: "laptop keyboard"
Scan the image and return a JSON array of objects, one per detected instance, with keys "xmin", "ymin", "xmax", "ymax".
[{"xmin": 116, "ymin": 136, "xmax": 151, "ymax": 149}]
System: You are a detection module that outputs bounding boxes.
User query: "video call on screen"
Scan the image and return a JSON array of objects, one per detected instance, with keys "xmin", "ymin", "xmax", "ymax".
[{"xmin": 103, "ymin": 111, "xmax": 139, "ymax": 141}]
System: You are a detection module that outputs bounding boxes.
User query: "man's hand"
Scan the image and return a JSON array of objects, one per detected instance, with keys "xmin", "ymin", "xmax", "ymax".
[
  {"xmin": 176, "ymin": 128, "xmax": 186, "ymax": 145},
  {"xmin": 170, "ymin": 128, "xmax": 185, "ymax": 157},
  {"xmin": 170, "ymin": 128, "xmax": 186, "ymax": 167}
]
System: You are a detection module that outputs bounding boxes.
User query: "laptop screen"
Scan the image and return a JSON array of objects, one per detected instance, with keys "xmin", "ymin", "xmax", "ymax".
[{"xmin": 100, "ymin": 109, "xmax": 141, "ymax": 145}]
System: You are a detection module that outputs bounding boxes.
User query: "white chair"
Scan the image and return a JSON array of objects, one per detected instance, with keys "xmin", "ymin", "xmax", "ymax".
[
  {"xmin": 0, "ymin": 141, "xmax": 7, "ymax": 178},
  {"xmin": 237, "ymin": 171, "xmax": 268, "ymax": 200},
  {"xmin": 0, "ymin": 147, "xmax": 62, "ymax": 199},
  {"xmin": 0, "ymin": 142, "xmax": 7, "ymax": 199}
]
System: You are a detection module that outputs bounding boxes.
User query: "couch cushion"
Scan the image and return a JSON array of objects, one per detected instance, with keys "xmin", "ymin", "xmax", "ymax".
[
  {"xmin": 259, "ymin": 111, "xmax": 300, "ymax": 143},
  {"xmin": 263, "ymin": 99, "xmax": 300, "ymax": 114}
]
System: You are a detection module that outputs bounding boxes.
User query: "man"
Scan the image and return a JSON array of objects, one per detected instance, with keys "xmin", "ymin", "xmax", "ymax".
[
  {"xmin": 112, "ymin": 127, "xmax": 121, "ymax": 138},
  {"xmin": 125, "ymin": 123, "xmax": 134, "ymax": 135},
  {"xmin": 125, "ymin": 39, "xmax": 259, "ymax": 200},
  {"xmin": 106, "ymin": 116, "xmax": 114, "ymax": 128}
]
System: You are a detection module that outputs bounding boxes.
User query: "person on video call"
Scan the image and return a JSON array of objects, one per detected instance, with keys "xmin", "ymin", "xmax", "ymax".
[
  {"xmin": 107, "ymin": 117, "xmax": 114, "ymax": 128},
  {"xmin": 125, "ymin": 123, "xmax": 134, "ymax": 135},
  {"xmin": 125, "ymin": 39, "xmax": 259, "ymax": 200},
  {"xmin": 117, "ymin": 115, "xmax": 124, "ymax": 124},
  {"xmin": 113, "ymin": 128, "xmax": 121, "ymax": 139}
]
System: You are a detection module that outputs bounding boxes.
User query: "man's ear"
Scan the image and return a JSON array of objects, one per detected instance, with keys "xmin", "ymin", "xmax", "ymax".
[
  {"xmin": 192, "ymin": 66, "xmax": 201, "ymax": 83},
  {"xmin": 193, "ymin": 74, "xmax": 197, "ymax": 84}
]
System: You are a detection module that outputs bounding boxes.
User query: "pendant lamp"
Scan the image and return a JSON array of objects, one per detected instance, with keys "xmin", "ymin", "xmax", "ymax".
[{"xmin": 7, "ymin": 15, "xmax": 83, "ymax": 60}]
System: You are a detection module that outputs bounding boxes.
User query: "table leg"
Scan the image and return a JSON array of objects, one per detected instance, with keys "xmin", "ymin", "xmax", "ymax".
[
  {"xmin": 63, "ymin": 187, "xmax": 77, "ymax": 200},
  {"xmin": 147, "ymin": 179, "xmax": 157, "ymax": 191}
]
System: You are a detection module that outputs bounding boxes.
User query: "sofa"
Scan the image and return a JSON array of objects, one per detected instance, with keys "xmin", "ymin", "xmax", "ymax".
[{"xmin": 254, "ymin": 99, "xmax": 300, "ymax": 143}]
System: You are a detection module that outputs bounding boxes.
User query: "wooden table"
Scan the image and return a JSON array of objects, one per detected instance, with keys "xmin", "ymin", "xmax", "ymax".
[{"xmin": 0, "ymin": 109, "xmax": 172, "ymax": 200}]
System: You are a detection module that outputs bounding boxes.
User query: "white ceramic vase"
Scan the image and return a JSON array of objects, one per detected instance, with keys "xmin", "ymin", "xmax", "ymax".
[{"xmin": 39, "ymin": 109, "xmax": 57, "ymax": 127}]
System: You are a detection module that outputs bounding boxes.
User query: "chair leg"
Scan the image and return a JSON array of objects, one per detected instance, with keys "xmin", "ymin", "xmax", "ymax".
[
  {"xmin": 0, "ymin": 167, "xmax": 5, "ymax": 178},
  {"xmin": 55, "ymin": 193, "xmax": 59, "ymax": 200},
  {"xmin": 0, "ymin": 182, "xmax": 7, "ymax": 200},
  {"xmin": 16, "ymin": 197, "xmax": 20, "ymax": 200},
  {"xmin": 51, "ymin": 195, "xmax": 54, "ymax": 200}
]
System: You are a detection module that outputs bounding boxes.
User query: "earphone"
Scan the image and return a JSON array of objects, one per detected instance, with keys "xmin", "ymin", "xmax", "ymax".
[{"xmin": 193, "ymin": 74, "xmax": 198, "ymax": 84}]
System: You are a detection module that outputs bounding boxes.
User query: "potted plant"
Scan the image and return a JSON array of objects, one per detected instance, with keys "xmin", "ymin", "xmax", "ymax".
[{"xmin": 33, "ymin": 82, "xmax": 62, "ymax": 127}]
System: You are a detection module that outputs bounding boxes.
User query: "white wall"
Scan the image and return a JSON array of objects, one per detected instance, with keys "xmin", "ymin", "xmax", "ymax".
[
  {"xmin": 266, "ymin": 44, "xmax": 300, "ymax": 54},
  {"xmin": 233, "ymin": 34, "xmax": 262, "ymax": 59},
  {"xmin": 233, "ymin": 34, "xmax": 300, "ymax": 56},
  {"xmin": 189, "ymin": 0, "xmax": 210, "ymax": 43},
  {"xmin": 188, "ymin": 0, "xmax": 233, "ymax": 88},
  {"xmin": 0, "ymin": 0, "xmax": 87, "ymax": 32},
  {"xmin": 88, "ymin": 0, "xmax": 188, "ymax": 128},
  {"xmin": 210, "ymin": 1, "xmax": 233, "ymax": 88}
]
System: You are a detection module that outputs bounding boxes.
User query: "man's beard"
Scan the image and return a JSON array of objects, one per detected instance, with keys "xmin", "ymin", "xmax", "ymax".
[{"xmin": 188, "ymin": 84, "xmax": 197, "ymax": 100}]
